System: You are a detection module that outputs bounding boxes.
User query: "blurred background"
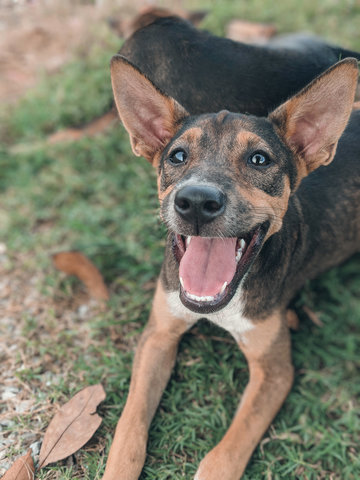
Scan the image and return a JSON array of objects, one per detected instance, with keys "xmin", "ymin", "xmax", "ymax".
[{"xmin": 1, "ymin": 1, "xmax": 359, "ymax": 479}]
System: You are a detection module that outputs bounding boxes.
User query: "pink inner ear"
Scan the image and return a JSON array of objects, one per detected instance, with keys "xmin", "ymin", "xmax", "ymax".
[
  {"xmin": 132, "ymin": 102, "xmax": 172, "ymax": 150},
  {"xmin": 290, "ymin": 105, "xmax": 334, "ymax": 157},
  {"xmin": 151, "ymin": 117, "xmax": 172, "ymax": 145},
  {"xmin": 290, "ymin": 117, "xmax": 320, "ymax": 156}
]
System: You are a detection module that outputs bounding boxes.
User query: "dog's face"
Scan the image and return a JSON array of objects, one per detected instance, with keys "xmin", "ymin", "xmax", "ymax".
[
  {"xmin": 111, "ymin": 56, "xmax": 358, "ymax": 313},
  {"xmin": 157, "ymin": 112, "xmax": 294, "ymax": 312}
]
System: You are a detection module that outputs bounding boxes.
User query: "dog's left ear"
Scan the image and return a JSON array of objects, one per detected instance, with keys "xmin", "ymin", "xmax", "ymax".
[
  {"xmin": 111, "ymin": 55, "xmax": 188, "ymax": 163},
  {"xmin": 270, "ymin": 58, "xmax": 359, "ymax": 175}
]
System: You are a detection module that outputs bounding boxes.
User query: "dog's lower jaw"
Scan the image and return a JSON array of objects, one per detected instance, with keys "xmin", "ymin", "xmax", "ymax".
[{"xmin": 165, "ymin": 288, "xmax": 254, "ymax": 343}]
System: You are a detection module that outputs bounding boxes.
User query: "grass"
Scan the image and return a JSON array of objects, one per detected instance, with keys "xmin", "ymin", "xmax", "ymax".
[{"xmin": 1, "ymin": 1, "xmax": 360, "ymax": 479}]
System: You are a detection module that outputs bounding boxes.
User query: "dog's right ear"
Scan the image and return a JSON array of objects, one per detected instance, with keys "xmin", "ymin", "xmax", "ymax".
[{"xmin": 111, "ymin": 55, "xmax": 188, "ymax": 163}]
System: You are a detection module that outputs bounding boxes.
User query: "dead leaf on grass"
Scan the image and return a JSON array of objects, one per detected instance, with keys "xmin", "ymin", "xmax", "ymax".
[
  {"xmin": 226, "ymin": 19, "xmax": 276, "ymax": 44},
  {"xmin": 38, "ymin": 384, "xmax": 106, "ymax": 469},
  {"xmin": 53, "ymin": 251, "xmax": 109, "ymax": 300},
  {"xmin": 2, "ymin": 449, "xmax": 35, "ymax": 480},
  {"xmin": 302, "ymin": 305, "xmax": 324, "ymax": 327}
]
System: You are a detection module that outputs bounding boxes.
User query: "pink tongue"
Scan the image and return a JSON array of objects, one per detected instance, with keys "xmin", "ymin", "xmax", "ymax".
[{"xmin": 179, "ymin": 237, "xmax": 237, "ymax": 297}]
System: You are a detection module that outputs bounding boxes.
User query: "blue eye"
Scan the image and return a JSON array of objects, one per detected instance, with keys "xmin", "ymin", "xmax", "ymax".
[
  {"xmin": 169, "ymin": 149, "xmax": 187, "ymax": 165},
  {"xmin": 248, "ymin": 152, "xmax": 271, "ymax": 167}
]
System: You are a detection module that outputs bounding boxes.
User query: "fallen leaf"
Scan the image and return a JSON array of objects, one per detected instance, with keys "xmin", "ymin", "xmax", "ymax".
[
  {"xmin": 226, "ymin": 19, "xmax": 276, "ymax": 44},
  {"xmin": 2, "ymin": 449, "xmax": 35, "ymax": 480},
  {"xmin": 302, "ymin": 305, "xmax": 324, "ymax": 327},
  {"xmin": 47, "ymin": 111, "xmax": 117, "ymax": 144},
  {"xmin": 53, "ymin": 251, "xmax": 109, "ymax": 300},
  {"xmin": 38, "ymin": 384, "xmax": 106, "ymax": 469}
]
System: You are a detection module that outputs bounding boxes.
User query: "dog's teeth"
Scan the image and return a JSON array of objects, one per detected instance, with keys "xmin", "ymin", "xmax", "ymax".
[
  {"xmin": 180, "ymin": 276, "xmax": 185, "ymax": 289},
  {"xmin": 186, "ymin": 292, "xmax": 214, "ymax": 302},
  {"xmin": 186, "ymin": 236, "xmax": 192, "ymax": 246},
  {"xmin": 220, "ymin": 281, "xmax": 227, "ymax": 294},
  {"xmin": 236, "ymin": 238, "xmax": 246, "ymax": 262}
]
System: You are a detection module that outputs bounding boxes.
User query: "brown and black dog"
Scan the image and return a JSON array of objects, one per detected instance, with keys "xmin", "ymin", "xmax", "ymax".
[{"xmin": 100, "ymin": 53, "xmax": 360, "ymax": 479}]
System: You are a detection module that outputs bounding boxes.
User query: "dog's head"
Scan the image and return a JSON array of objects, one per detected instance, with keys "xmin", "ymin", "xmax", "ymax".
[{"xmin": 111, "ymin": 56, "xmax": 358, "ymax": 313}]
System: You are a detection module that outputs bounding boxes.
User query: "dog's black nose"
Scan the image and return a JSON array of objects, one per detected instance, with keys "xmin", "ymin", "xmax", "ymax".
[{"xmin": 174, "ymin": 185, "xmax": 225, "ymax": 226}]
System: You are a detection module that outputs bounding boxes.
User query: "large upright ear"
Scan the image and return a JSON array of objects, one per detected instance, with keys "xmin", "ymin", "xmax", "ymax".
[
  {"xmin": 111, "ymin": 55, "xmax": 188, "ymax": 163},
  {"xmin": 269, "ymin": 58, "xmax": 359, "ymax": 175}
]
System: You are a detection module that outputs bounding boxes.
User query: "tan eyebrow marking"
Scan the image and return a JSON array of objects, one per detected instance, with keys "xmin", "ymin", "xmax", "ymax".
[
  {"xmin": 236, "ymin": 131, "xmax": 267, "ymax": 148},
  {"xmin": 183, "ymin": 127, "xmax": 203, "ymax": 142}
]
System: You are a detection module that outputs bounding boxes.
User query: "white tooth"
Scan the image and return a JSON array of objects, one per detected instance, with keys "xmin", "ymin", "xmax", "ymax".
[
  {"xmin": 220, "ymin": 281, "xmax": 227, "ymax": 294},
  {"xmin": 180, "ymin": 277, "xmax": 184, "ymax": 289},
  {"xmin": 236, "ymin": 250, "xmax": 243, "ymax": 263},
  {"xmin": 186, "ymin": 236, "xmax": 192, "ymax": 246},
  {"xmin": 186, "ymin": 292, "xmax": 214, "ymax": 302},
  {"xmin": 240, "ymin": 239, "xmax": 246, "ymax": 250}
]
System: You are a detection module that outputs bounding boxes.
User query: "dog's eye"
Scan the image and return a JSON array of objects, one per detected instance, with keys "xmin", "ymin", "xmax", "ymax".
[
  {"xmin": 169, "ymin": 149, "xmax": 187, "ymax": 165},
  {"xmin": 248, "ymin": 152, "xmax": 271, "ymax": 167}
]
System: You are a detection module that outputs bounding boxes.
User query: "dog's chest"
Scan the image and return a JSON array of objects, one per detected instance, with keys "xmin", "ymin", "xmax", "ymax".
[{"xmin": 165, "ymin": 289, "xmax": 254, "ymax": 342}]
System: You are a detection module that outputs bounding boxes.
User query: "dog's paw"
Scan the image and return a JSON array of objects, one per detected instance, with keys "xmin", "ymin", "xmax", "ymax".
[{"xmin": 194, "ymin": 446, "xmax": 245, "ymax": 480}]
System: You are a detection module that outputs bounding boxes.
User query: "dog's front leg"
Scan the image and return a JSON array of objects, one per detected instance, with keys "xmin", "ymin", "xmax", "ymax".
[
  {"xmin": 102, "ymin": 280, "xmax": 190, "ymax": 480},
  {"xmin": 195, "ymin": 312, "xmax": 294, "ymax": 480}
]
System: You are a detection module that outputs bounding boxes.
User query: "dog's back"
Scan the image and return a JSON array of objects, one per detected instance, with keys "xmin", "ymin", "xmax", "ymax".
[{"xmin": 120, "ymin": 16, "xmax": 360, "ymax": 116}]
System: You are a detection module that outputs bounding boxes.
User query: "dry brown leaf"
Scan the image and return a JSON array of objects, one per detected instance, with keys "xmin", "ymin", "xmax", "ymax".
[
  {"xmin": 115, "ymin": 6, "xmax": 207, "ymax": 38},
  {"xmin": 53, "ymin": 251, "xmax": 109, "ymax": 300},
  {"xmin": 226, "ymin": 19, "xmax": 276, "ymax": 44},
  {"xmin": 302, "ymin": 305, "xmax": 324, "ymax": 327},
  {"xmin": 38, "ymin": 384, "xmax": 106, "ymax": 469},
  {"xmin": 47, "ymin": 111, "xmax": 117, "ymax": 144},
  {"xmin": 1, "ymin": 449, "xmax": 35, "ymax": 480}
]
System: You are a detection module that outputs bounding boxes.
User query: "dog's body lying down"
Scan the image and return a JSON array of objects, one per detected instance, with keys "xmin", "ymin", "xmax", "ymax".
[
  {"xmin": 120, "ymin": 15, "xmax": 360, "ymax": 116},
  {"xmin": 99, "ymin": 41, "xmax": 360, "ymax": 480}
]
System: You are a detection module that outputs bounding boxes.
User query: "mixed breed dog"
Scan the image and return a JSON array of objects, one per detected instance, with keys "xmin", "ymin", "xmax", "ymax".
[{"xmin": 96, "ymin": 11, "xmax": 359, "ymax": 480}]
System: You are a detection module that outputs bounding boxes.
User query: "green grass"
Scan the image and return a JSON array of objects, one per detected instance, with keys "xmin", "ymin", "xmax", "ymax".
[{"xmin": 1, "ymin": 2, "xmax": 360, "ymax": 479}]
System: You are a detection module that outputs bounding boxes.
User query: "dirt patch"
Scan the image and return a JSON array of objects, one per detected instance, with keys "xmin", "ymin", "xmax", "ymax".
[
  {"xmin": 0, "ymin": 0, "xmax": 146, "ymax": 105},
  {"xmin": 0, "ymin": 245, "xmax": 106, "ymax": 475}
]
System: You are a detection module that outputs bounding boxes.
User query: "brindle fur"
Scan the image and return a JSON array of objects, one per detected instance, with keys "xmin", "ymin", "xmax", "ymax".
[{"xmin": 102, "ymin": 56, "xmax": 359, "ymax": 480}]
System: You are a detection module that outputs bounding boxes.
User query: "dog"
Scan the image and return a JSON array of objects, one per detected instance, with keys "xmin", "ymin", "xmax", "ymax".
[
  {"xmin": 100, "ymin": 53, "xmax": 359, "ymax": 479},
  {"xmin": 119, "ymin": 14, "xmax": 360, "ymax": 116}
]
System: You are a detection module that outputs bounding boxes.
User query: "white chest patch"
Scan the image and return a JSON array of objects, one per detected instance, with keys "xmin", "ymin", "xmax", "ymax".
[{"xmin": 166, "ymin": 289, "xmax": 254, "ymax": 342}]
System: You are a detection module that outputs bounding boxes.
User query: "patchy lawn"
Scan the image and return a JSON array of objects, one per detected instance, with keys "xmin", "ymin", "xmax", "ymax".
[{"xmin": 1, "ymin": 1, "xmax": 359, "ymax": 479}]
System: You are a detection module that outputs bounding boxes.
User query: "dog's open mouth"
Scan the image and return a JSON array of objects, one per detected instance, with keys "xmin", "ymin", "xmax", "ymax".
[{"xmin": 173, "ymin": 223, "xmax": 269, "ymax": 313}]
